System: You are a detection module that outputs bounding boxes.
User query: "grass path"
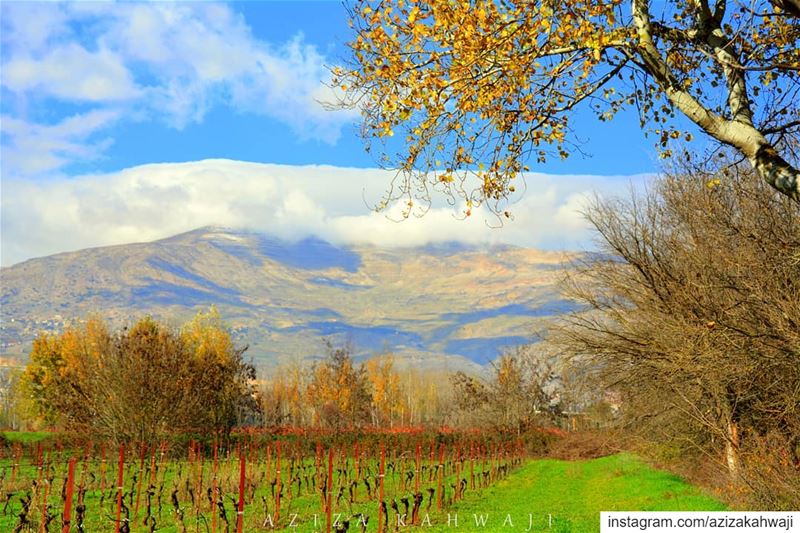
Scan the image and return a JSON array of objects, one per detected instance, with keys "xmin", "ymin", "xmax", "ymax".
[{"xmin": 427, "ymin": 454, "xmax": 726, "ymax": 532}]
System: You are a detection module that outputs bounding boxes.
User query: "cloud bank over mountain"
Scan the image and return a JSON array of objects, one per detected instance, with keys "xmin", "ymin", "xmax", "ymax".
[
  {"xmin": 0, "ymin": 3, "xmax": 654, "ymax": 268},
  {"xmin": 1, "ymin": 159, "xmax": 646, "ymax": 266}
]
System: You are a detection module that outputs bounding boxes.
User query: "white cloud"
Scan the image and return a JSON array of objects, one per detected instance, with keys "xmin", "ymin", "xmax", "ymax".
[
  {"xmin": 3, "ymin": 44, "xmax": 140, "ymax": 102},
  {"xmin": 0, "ymin": 2, "xmax": 355, "ymax": 175},
  {"xmin": 1, "ymin": 110, "xmax": 120, "ymax": 175},
  {"xmin": 0, "ymin": 159, "xmax": 645, "ymax": 266},
  {"xmin": 0, "ymin": 2, "xmax": 70, "ymax": 55},
  {"xmin": 231, "ymin": 36, "xmax": 358, "ymax": 143}
]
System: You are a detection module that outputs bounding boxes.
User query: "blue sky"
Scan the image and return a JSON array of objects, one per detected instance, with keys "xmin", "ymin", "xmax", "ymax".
[{"xmin": 1, "ymin": 1, "xmax": 658, "ymax": 266}]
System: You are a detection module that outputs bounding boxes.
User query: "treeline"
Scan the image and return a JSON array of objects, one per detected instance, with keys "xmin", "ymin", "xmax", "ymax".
[
  {"xmin": 11, "ymin": 313, "xmax": 579, "ymax": 443},
  {"xmin": 260, "ymin": 341, "xmax": 449, "ymax": 429},
  {"xmin": 259, "ymin": 342, "xmax": 577, "ymax": 433}
]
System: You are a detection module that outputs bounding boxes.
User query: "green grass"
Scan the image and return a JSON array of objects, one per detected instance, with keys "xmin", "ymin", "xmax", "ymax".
[
  {"xmin": 1, "ymin": 431, "xmax": 52, "ymax": 444},
  {"xmin": 428, "ymin": 454, "xmax": 726, "ymax": 532}
]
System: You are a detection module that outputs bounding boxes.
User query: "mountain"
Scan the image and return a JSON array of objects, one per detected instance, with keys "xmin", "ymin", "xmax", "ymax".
[{"xmin": 0, "ymin": 227, "xmax": 578, "ymax": 373}]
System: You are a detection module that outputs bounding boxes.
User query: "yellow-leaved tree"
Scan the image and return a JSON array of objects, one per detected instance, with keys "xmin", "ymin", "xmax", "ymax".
[
  {"xmin": 366, "ymin": 355, "xmax": 405, "ymax": 426},
  {"xmin": 23, "ymin": 310, "xmax": 260, "ymax": 444},
  {"xmin": 336, "ymin": 0, "xmax": 800, "ymax": 214},
  {"xmin": 305, "ymin": 341, "xmax": 372, "ymax": 429}
]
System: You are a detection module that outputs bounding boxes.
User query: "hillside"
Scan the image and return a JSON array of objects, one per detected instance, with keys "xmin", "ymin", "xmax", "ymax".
[{"xmin": 0, "ymin": 227, "xmax": 577, "ymax": 371}]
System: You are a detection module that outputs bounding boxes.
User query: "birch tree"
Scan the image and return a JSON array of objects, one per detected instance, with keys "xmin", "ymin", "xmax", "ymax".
[{"xmin": 337, "ymin": 0, "xmax": 800, "ymax": 214}]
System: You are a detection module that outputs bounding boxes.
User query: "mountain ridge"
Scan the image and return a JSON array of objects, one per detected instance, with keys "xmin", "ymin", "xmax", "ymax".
[{"xmin": 0, "ymin": 227, "xmax": 578, "ymax": 372}]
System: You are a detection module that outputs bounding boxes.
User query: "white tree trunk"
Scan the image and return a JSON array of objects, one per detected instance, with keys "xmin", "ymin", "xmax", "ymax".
[
  {"xmin": 725, "ymin": 420, "xmax": 740, "ymax": 478},
  {"xmin": 751, "ymin": 144, "xmax": 800, "ymax": 202},
  {"xmin": 631, "ymin": 0, "xmax": 800, "ymax": 203}
]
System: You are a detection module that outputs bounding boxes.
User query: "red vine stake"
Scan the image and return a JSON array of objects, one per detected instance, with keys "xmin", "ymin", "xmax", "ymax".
[
  {"xmin": 275, "ymin": 441, "xmax": 282, "ymax": 524},
  {"xmin": 316, "ymin": 442, "xmax": 325, "ymax": 509},
  {"xmin": 157, "ymin": 441, "xmax": 168, "ymax": 489},
  {"xmin": 38, "ymin": 451, "xmax": 52, "ymax": 533},
  {"xmin": 353, "ymin": 442, "xmax": 360, "ymax": 503},
  {"xmin": 455, "ymin": 444, "xmax": 462, "ymax": 501},
  {"xmin": 78, "ymin": 441, "xmax": 91, "ymax": 492},
  {"xmin": 9, "ymin": 443, "xmax": 21, "ymax": 486},
  {"xmin": 429, "ymin": 440, "xmax": 435, "ymax": 483},
  {"xmin": 236, "ymin": 443, "xmax": 246, "ymax": 533},
  {"xmin": 133, "ymin": 443, "xmax": 147, "ymax": 522},
  {"xmin": 148, "ymin": 446, "xmax": 157, "ymax": 490},
  {"xmin": 493, "ymin": 443, "xmax": 499, "ymax": 482},
  {"xmin": 196, "ymin": 445, "xmax": 205, "ymax": 519},
  {"xmin": 61, "ymin": 457, "xmax": 76, "ymax": 533},
  {"xmin": 326, "ymin": 448, "xmax": 334, "ymax": 533},
  {"xmin": 268, "ymin": 442, "xmax": 274, "ymax": 498},
  {"xmin": 378, "ymin": 444, "xmax": 386, "ymax": 532},
  {"xmin": 437, "ymin": 443, "xmax": 445, "ymax": 510},
  {"xmin": 100, "ymin": 444, "xmax": 108, "ymax": 492},
  {"xmin": 211, "ymin": 440, "xmax": 219, "ymax": 533},
  {"xmin": 114, "ymin": 445, "xmax": 125, "ymax": 533},
  {"xmin": 34, "ymin": 445, "xmax": 43, "ymax": 513},
  {"xmin": 469, "ymin": 441, "xmax": 475, "ymax": 490},
  {"xmin": 249, "ymin": 441, "xmax": 256, "ymax": 481},
  {"xmin": 415, "ymin": 443, "xmax": 421, "ymax": 492}
]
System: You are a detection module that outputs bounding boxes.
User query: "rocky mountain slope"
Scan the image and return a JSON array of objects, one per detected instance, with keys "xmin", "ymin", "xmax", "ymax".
[{"xmin": 0, "ymin": 227, "xmax": 578, "ymax": 372}]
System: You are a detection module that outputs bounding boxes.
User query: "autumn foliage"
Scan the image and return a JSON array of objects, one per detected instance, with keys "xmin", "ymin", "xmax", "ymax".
[
  {"xmin": 22, "ymin": 310, "xmax": 260, "ymax": 444},
  {"xmin": 337, "ymin": 0, "xmax": 800, "ymax": 214},
  {"xmin": 260, "ymin": 344, "xmax": 451, "ymax": 430}
]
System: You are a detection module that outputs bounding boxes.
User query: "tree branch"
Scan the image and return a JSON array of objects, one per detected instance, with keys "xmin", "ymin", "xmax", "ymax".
[
  {"xmin": 631, "ymin": 0, "xmax": 727, "ymax": 137},
  {"xmin": 769, "ymin": 0, "xmax": 800, "ymax": 17}
]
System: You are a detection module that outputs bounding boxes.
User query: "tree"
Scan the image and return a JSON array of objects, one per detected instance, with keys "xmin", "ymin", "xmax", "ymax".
[
  {"xmin": 261, "ymin": 361, "xmax": 311, "ymax": 427},
  {"xmin": 23, "ymin": 311, "xmax": 259, "ymax": 444},
  {"xmin": 450, "ymin": 345, "xmax": 563, "ymax": 431},
  {"xmin": 260, "ymin": 348, "xmax": 455, "ymax": 429},
  {"xmin": 556, "ymin": 163, "xmax": 799, "ymax": 492},
  {"xmin": 365, "ymin": 355, "xmax": 405, "ymax": 426},
  {"xmin": 180, "ymin": 310, "xmax": 261, "ymax": 428},
  {"xmin": 23, "ymin": 316, "xmax": 110, "ymax": 429},
  {"xmin": 0, "ymin": 365, "xmax": 33, "ymax": 430},
  {"xmin": 337, "ymin": 0, "xmax": 800, "ymax": 213},
  {"xmin": 396, "ymin": 366, "xmax": 453, "ymax": 426},
  {"xmin": 305, "ymin": 341, "xmax": 373, "ymax": 429}
]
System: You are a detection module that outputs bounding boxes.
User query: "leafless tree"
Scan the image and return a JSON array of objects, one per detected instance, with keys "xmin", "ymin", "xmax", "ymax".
[
  {"xmin": 450, "ymin": 345, "xmax": 564, "ymax": 432},
  {"xmin": 556, "ymin": 161, "xmax": 799, "ymax": 506}
]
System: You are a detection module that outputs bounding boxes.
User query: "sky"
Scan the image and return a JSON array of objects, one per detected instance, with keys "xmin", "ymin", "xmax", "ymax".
[{"xmin": 0, "ymin": 1, "xmax": 661, "ymax": 267}]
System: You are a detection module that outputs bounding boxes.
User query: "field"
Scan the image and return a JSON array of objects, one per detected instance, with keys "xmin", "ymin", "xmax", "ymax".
[
  {"xmin": 435, "ymin": 454, "xmax": 727, "ymax": 532},
  {"xmin": 0, "ymin": 432, "xmax": 725, "ymax": 532}
]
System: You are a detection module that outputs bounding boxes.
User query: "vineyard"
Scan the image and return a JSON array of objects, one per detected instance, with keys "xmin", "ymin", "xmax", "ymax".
[{"xmin": 0, "ymin": 433, "xmax": 526, "ymax": 532}]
